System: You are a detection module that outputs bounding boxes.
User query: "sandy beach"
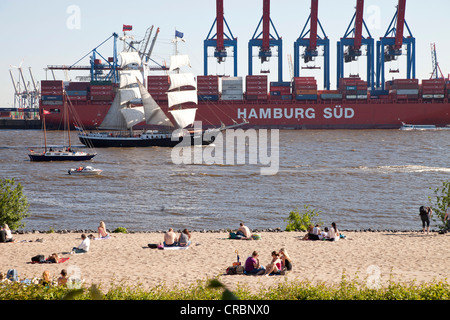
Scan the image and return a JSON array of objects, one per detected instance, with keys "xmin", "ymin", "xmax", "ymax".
[{"xmin": 1, "ymin": 230, "xmax": 449, "ymax": 293}]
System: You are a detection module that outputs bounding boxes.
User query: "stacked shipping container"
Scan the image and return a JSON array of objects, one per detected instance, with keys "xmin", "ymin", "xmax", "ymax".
[
  {"xmin": 197, "ymin": 75, "xmax": 219, "ymax": 101},
  {"xmin": 270, "ymin": 82, "xmax": 292, "ymax": 100},
  {"xmin": 386, "ymin": 79, "xmax": 419, "ymax": 100},
  {"xmin": 90, "ymin": 81, "xmax": 113, "ymax": 102},
  {"xmin": 246, "ymin": 75, "xmax": 268, "ymax": 101},
  {"xmin": 147, "ymin": 76, "xmax": 170, "ymax": 101},
  {"xmin": 293, "ymin": 77, "xmax": 318, "ymax": 100},
  {"xmin": 222, "ymin": 77, "xmax": 243, "ymax": 100},
  {"xmin": 41, "ymin": 80, "xmax": 64, "ymax": 106},
  {"xmin": 66, "ymin": 82, "xmax": 89, "ymax": 102},
  {"xmin": 421, "ymin": 79, "xmax": 445, "ymax": 99},
  {"xmin": 339, "ymin": 78, "xmax": 368, "ymax": 100}
]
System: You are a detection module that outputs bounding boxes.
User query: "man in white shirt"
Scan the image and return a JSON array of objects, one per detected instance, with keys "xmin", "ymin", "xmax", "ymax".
[{"xmin": 72, "ymin": 234, "xmax": 90, "ymax": 253}]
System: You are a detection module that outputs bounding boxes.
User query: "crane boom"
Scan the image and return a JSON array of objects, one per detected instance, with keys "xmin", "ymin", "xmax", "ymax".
[
  {"xmin": 394, "ymin": 0, "xmax": 406, "ymax": 50},
  {"xmin": 309, "ymin": 0, "xmax": 319, "ymax": 52},
  {"xmin": 216, "ymin": 0, "xmax": 225, "ymax": 53},
  {"xmin": 353, "ymin": 0, "xmax": 364, "ymax": 50},
  {"xmin": 262, "ymin": 0, "xmax": 271, "ymax": 53}
]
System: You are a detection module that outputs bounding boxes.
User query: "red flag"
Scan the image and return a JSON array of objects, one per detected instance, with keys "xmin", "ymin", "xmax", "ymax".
[{"xmin": 123, "ymin": 25, "xmax": 132, "ymax": 31}]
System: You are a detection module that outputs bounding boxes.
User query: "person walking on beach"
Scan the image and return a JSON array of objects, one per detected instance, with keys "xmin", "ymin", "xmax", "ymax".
[
  {"xmin": 72, "ymin": 234, "xmax": 90, "ymax": 254},
  {"xmin": 419, "ymin": 206, "xmax": 432, "ymax": 234},
  {"xmin": 164, "ymin": 228, "xmax": 178, "ymax": 247}
]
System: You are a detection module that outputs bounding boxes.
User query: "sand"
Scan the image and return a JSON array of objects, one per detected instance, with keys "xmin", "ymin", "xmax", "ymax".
[{"xmin": 1, "ymin": 230, "xmax": 449, "ymax": 293}]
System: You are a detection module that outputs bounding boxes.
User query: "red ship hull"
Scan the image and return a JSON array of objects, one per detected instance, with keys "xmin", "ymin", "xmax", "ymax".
[{"xmin": 41, "ymin": 98, "xmax": 450, "ymax": 131}]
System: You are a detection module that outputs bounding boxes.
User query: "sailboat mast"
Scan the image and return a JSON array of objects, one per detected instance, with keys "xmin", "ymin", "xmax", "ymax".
[
  {"xmin": 43, "ymin": 112, "xmax": 47, "ymax": 153},
  {"xmin": 65, "ymin": 93, "xmax": 72, "ymax": 148}
]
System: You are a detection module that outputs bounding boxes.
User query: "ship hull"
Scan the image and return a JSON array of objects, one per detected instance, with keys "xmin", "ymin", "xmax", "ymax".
[
  {"xmin": 78, "ymin": 131, "xmax": 214, "ymax": 148},
  {"xmin": 28, "ymin": 153, "xmax": 96, "ymax": 162},
  {"xmin": 42, "ymin": 99, "xmax": 450, "ymax": 131}
]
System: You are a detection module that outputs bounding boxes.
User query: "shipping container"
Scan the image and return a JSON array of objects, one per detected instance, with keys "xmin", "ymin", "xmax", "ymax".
[
  {"xmin": 295, "ymin": 94, "xmax": 318, "ymax": 100},
  {"xmin": 198, "ymin": 95, "xmax": 219, "ymax": 101},
  {"xmin": 42, "ymin": 95, "xmax": 63, "ymax": 101}
]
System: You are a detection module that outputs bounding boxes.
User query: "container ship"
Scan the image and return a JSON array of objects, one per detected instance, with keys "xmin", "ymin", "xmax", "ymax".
[
  {"xmin": 38, "ymin": 0, "xmax": 450, "ymax": 131},
  {"xmin": 40, "ymin": 75, "xmax": 450, "ymax": 131}
]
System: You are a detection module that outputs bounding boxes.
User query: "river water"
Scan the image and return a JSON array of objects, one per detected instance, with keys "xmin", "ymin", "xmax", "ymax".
[{"xmin": 1, "ymin": 129, "xmax": 449, "ymax": 232}]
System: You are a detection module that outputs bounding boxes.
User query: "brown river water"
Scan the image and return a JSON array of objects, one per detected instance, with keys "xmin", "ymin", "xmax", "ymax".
[{"xmin": 1, "ymin": 129, "xmax": 449, "ymax": 232}]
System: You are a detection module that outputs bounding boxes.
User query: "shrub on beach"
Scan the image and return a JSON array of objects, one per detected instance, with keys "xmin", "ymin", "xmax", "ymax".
[
  {"xmin": 0, "ymin": 178, "xmax": 30, "ymax": 230},
  {"xmin": 284, "ymin": 205, "xmax": 322, "ymax": 232},
  {"xmin": 429, "ymin": 180, "xmax": 450, "ymax": 230}
]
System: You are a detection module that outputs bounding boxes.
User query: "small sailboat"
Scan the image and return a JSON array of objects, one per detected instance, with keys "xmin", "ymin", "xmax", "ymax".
[{"xmin": 28, "ymin": 94, "xmax": 96, "ymax": 162}]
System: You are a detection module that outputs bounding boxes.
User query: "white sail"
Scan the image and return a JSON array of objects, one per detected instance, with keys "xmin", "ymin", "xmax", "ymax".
[
  {"xmin": 169, "ymin": 108, "xmax": 197, "ymax": 129},
  {"xmin": 120, "ymin": 52, "xmax": 142, "ymax": 68},
  {"xmin": 120, "ymin": 87, "xmax": 141, "ymax": 105},
  {"xmin": 167, "ymin": 90, "xmax": 198, "ymax": 108},
  {"xmin": 169, "ymin": 54, "xmax": 191, "ymax": 71},
  {"xmin": 120, "ymin": 70, "xmax": 144, "ymax": 88},
  {"xmin": 168, "ymin": 73, "xmax": 197, "ymax": 91},
  {"xmin": 137, "ymin": 80, "xmax": 174, "ymax": 127},
  {"xmin": 99, "ymin": 92, "xmax": 128, "ymax": 130},
  {"xmin": 120, "ymin": 106, "xmax": 145, "ymax": 129}
]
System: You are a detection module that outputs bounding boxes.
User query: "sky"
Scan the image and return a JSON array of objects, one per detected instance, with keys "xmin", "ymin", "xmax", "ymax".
[{"xmin": 1, "ymin": 0, "xmax": 449, "ymax": 107}]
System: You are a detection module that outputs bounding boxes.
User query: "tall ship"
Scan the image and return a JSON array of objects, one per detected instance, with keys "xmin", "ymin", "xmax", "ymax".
[{"xmin": 38, "ymin": 0, "xmax": 450, "ymax": 132}]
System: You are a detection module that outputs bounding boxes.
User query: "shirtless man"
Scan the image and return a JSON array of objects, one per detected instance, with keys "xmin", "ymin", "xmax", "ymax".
[
  {"xmin": 237, "ymin": 223, "xmax": 252, "ymax": 240},
  {"xmin": 164, "ymin": 228, "xmax": 178, "ymax": 247}
]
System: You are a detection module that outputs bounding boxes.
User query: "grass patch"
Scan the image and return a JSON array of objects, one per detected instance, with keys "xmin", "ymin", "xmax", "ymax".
[{"xmin": 0, "ymin": 277, "xmax": 449, "ymax": 300}]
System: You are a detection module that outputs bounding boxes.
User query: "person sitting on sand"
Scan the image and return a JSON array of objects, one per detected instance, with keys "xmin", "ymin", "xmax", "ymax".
[
  {"xmin": 262, "ymin": 251, "xmax": 283, "ymax": 276},
  {"xmin": 40, "ymin": 270, "xmax": 51, "ymax": 287},
  {"xmin": 279, "ymin": 248, "xmax": 292, "ymax": 271},
  {"xmin": 72, "ymin": 234, "xmax": 90, "ymax": 254},
  {"xmin": 58, "ymin": 269, "xmax": 68, "ymax": 286},
  {"xmin": 178, "ymin": 229, "xmax": 192, "ymax": 247},
  {"xmin": 319, "ymin": 227, "xmax": 329, "ymax": 240},
  {"xmin": 163, "ymin": 228, "xmax": 178, "ymax": 247},
  {"xmin": 327, "ymin": 222, "xmax": 340, "ymax": 241},
  {"xmin": 245, "ymin": 251, "xmax": 265, "ymax": 275},
  {"xmin": 2, "ymin": 224, "xmax": 14, "ymax": 243},
  {"xmin": 97, "ymin": 221, "xmax": 110, "ymax": 239},
  {"xmin": 236, "ymin": 223, "xmax": 253, "ymax": 240}
]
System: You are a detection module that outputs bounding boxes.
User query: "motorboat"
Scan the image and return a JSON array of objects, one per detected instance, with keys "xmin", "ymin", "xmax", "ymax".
[
  {"xmin": 68, "ymin": 166, "xmax": 103, "ymax": 176},
  {"xmin": 400, "ymin": 123, "xmax": 450, "ymax": 131}
]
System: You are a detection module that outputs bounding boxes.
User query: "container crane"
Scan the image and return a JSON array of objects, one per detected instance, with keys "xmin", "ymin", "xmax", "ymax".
[
  {"xmin": 337, "ymin": 0, "xmax": 374, "ymax": 90},
  {"xmin": 375, "ymin": 0, "xmax": 415, "ymax": 89},
  {"xmin": 430, "ymin": 43, "xmax": 444, "ymax": 80},
  {"xmin": 248, "ymin": 0, "xmax": 283, "ymax": 82},
  {"xmin": 294, "ymin": 0, "xmax": 330, "ymax": 89},
  {"xmin": 204, "ymin": 0, "xmax": 238, "ymax": 76}
]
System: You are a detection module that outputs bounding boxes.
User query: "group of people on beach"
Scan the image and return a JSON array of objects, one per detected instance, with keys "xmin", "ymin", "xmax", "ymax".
[
  {"xmin": 163, "ymin": 228, "xmax": 192, "ymax": 247},
  {"xmin": 244, "ymin": 248, "xmax": 292, "ymax": 276},
  {"xmin": 0, "ymin": 221, "xmax": 111, "ymax": 286},
  {"xmin": 302, "ymin": 222, "xmax": 342, "ymax": 241}
]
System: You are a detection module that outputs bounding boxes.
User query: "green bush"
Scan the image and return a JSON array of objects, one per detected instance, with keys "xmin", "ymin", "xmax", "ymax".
[
  {"xmin": 429, "ymin": 181, "xmax": 450, "ymax": 230},
  {"xmin": 0, "ymin": 178, "xmax": 30, "ymax": 230},
  {"xmin": 112, "ymin": 227, "xmax": 127, "ymax": 234},
  {"xmin": 284, "ymin": 205, "xmax": 322, "ymax": 232}
]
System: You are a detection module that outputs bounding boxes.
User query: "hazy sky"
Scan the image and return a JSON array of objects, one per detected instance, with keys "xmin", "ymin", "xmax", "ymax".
[{"xmin": 1, "ymin": 0, "xmax": 449, "ymax": 106}]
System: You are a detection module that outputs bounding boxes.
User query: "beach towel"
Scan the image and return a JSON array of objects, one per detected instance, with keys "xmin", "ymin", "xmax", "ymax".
[
  {"xmin": 30, "ymin": 257, "xmax": 70, "ymax": 264},
  {"xmin": 161, "ymin": 245, "xmax": 190, "ymax": 250}
]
